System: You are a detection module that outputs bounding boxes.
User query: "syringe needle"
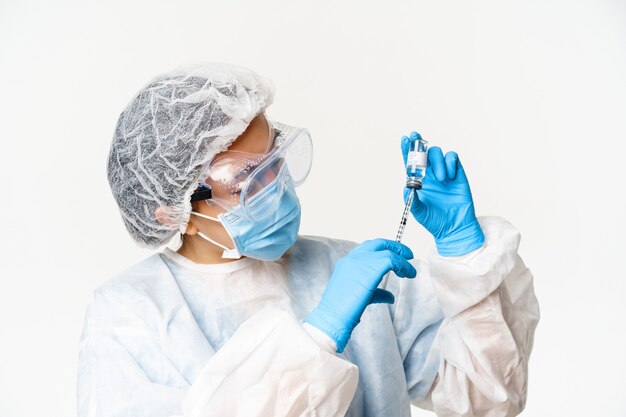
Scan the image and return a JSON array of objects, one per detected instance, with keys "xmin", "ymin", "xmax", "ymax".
[
  {"xmin": 381, "ymin": 190, "xmax": 415, "ymax": 290},
  {"xmin": 395, "ymin": 190, "xmax": 414, "ymax": 242}
]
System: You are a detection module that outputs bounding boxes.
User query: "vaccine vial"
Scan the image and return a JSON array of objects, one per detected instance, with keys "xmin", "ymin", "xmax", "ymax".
[{"xmin": 406, "ymin": 134, "xmax": 428, "ymax": 189}]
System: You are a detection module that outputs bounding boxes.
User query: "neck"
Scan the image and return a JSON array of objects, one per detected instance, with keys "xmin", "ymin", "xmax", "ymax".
[{"xmin": 176, "ymin": 235, "xmax": 244, "ymax": 264}]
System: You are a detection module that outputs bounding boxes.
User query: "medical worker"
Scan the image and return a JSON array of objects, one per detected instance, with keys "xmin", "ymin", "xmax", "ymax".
[{"xmin": 77, "ymin": 63, "xmax": 540, "ymax": 417}]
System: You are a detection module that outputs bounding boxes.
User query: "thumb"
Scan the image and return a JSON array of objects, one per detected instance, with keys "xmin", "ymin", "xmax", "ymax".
[
  {"xmin": 401, "ymin": 135, "xmax": 410, "ymax": 166},
  {"xmin": 369, "ymin": 288, "xmax": 395, "ymax": 305}
]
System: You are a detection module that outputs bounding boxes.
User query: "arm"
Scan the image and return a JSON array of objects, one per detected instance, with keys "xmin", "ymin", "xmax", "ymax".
[
  {"xmin": 78, "ymin": 288, "xmax": 358, "ymax": 417},
  {"xmin": 397, "ymin": 134, "xmax": 539, "ymax": 415},
  {"xmin": 415, "ymin": 216, "xmax": 539, "ymax": 416},
  {"xmin": 182, "ymin": 309, "xmax": 358, "ymax": 417}
]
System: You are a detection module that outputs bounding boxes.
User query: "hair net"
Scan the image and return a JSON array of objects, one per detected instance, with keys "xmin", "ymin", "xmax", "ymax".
[{"xmin": 107, "ymin": 63, "xmax": 275, "ymax": 249}]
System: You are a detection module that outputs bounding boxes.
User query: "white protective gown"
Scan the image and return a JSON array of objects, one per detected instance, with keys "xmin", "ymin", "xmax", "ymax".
[{"xmin": 77, "ymin": 216, "xmax": 540, "ymax": 417}]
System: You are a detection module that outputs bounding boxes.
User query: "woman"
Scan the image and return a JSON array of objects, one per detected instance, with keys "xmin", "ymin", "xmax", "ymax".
[{"xmin": 78, "ymin": 62, "xmax": 540, "ymax": 417}]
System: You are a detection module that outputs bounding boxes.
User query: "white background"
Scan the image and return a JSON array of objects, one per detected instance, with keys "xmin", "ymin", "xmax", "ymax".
[{"xmin": 1, "ymin": 0, "xmax": 625, "ymax": 416}]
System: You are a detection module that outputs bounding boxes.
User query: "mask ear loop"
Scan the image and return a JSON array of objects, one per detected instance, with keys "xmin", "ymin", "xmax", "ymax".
[
  {"xmin": 189, "ymin": 186, "xmax": 231, "ymax": 252},
  {"xmin": 190, "ymin": 211, "xmax": 241, "ymax": 259}
]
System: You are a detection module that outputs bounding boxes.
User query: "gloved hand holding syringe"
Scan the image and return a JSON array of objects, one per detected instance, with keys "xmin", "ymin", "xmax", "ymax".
[{"xmin": 307, "ymin": 129, "xmax": 486, "ymax": 351}]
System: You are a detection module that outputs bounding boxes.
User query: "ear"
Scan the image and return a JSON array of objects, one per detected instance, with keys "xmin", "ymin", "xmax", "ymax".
[
  {"xmin": 154, "ymin": 206, "xmax": 198, "ymax": 235},
  {"xmin": 183, "ymin": 219, "xmax": 198, "ymax": 236},
  {"xmin": 154, "ymin": 206, "xmax": 178, "ymax": 226}
]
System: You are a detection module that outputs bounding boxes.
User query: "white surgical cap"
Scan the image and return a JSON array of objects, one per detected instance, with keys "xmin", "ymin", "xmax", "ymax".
[{"xmin": 107, "ymin": 62, "xmax": 275, "ymax": 249}]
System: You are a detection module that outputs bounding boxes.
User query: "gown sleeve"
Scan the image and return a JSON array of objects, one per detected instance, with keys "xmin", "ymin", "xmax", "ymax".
[
  {"xmin": 391, "ymin": 216, "xmax": 540, "ymax": 417},
  {"xmin": 78, "ymin": 287, "xmax": 358, "ymax": 417},
  {"xmin": 182, "ymin": 309, "xmax": 358, "ymax": 417}
]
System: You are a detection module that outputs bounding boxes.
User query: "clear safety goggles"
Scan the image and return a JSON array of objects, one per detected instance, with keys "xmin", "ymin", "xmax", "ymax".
[{"xmin": 192, "ymin": 118, "xmax": 313, "ymax": 220}]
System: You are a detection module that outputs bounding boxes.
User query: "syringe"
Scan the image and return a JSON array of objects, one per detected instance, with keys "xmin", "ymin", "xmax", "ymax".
[
  {"xmin": 395, "ymin": 191, "xmax": 415, "ymax": 243},
  {"xmin": 396, "ymin": 133, "xmax": 428, "ymax": 242},
  {"xmin": 381, "ymin": 133, "xmax": 428, "ymax": 290}
]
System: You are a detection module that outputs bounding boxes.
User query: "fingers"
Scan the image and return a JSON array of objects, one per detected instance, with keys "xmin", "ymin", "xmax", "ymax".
[
  {"xmin": 353, "ymin": 239, "xmax": 417, "ymax": 278},
  {"xmin": 375, "ymin": 249, "xmax": 417, "ymax": 278},
  {"xmin": 369, "ymin": 288, "xmax": 395, "ymax": 304},
  {"xmin": 428, "ymin": 147, "xmax": 446, "ymax": 182},
  {"xmin": 357, "ymin": 238, "xmax": 414, "ymax": 260},
  {"xmin": 428, "ymin": 147, "xmax": 465, "ymax": 183},
  {"xmin": 410, "ymin": 131, "xmax": 422, "ymax": 142},
  {"xmin": 455, "ymin": 155, "xmax": 469, "ymax": 183},
  {"xmin": 403, "ymin": 132, "xmax": 464, "ymax": 183},
  {"xmin": 401, "ymin": 135, "xmax": 410, "ymax": 166},
  {"xmin": 444, "ymin": 151, "xmax": 458, "ymax": 180}
]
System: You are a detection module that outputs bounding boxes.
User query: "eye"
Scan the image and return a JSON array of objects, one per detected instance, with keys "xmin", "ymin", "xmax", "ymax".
[
  {"xmin": 233, "ymin": 159, "xmax": 264, "ymax": 180},
  {"xmin": 233, "ymin": 168, "xmax": 249, "ymax": 181},
  {"xmin": 225, "ymin": 180, "xmax": 244, "ymax": 195}
]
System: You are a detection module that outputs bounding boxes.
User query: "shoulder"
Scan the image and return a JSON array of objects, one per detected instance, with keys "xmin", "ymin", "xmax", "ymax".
[{"xmin": 86, "ymin": 253, "xmax": 170, "ymax": 316}]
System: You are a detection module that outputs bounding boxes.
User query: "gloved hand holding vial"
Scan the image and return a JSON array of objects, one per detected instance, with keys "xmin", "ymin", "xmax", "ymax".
[{"xmin": 399, "ymin": 131, "xmax": 485, "ymax": 257}]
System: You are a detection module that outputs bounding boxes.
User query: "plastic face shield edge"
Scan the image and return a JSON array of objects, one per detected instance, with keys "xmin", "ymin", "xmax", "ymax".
[{"xmin": 196, "ymin": 119, "xmax": 313, "ymax": 221}]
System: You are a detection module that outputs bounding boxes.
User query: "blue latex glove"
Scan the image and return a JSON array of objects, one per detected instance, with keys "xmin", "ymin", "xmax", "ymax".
[
  {"xmin": 305, "ymin": 239, "xmax": 417, "ymax": 352},
  {"xmin": 401, "ymin": 132, "xmax": 485, "ymax": 256}
]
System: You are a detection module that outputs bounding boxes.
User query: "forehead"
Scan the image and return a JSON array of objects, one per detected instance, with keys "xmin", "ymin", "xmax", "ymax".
[{"xmin": 226, "ymin": 113, "xmax": 273, "ymax": 154}]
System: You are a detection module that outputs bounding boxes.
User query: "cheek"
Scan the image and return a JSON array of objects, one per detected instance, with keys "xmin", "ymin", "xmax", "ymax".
[
  {"xmin": 260, "ymin": 159, "xmax": 284, "ymax": 185},
  {"xmin": 262, "ymin": 168, "xmax": 277, "ymax": 184},
  {"xmin": 202, "ymin": 200, "xmax": 227, "ymax": 217},
  {"xmin": 214, "ymin": 225, "xmax": 235, "ymax": 246}
]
